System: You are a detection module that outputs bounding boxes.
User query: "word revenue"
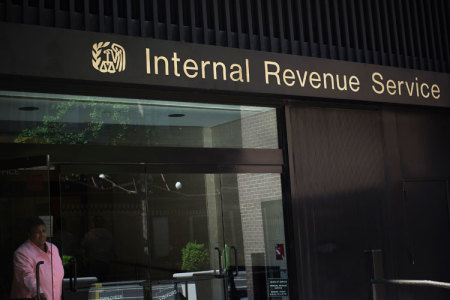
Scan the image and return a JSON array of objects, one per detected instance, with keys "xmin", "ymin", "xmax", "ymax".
[
  {"xmin": 264, "ymin": 61, "xmax": 361, "ymax": 92},
  {"xmin": 146, "ymin": 49, "xmax": 250, "ymax": 82}
]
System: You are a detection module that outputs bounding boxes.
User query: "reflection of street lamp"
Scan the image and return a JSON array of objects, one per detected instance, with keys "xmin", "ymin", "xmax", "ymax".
[
  {"xmin": 98, "ymin": 174, "xmax": 137, "ymax": 194},
  {"xmin": 175, "ymin": 181, "xmax": 182, "ymax": 190}
]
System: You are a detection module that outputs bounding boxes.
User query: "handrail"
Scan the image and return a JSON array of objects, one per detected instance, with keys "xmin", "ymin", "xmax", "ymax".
[
  {"xmin": 173, "ymin": 270, "xmax": 220, "ymax": 279},
  {"xmin": 367, "ymin": 249, "xmax": 450, "ymax": 300},
  {"xmin": 372, "ymin": 279, "xmax": 450, "ymax": 290}
]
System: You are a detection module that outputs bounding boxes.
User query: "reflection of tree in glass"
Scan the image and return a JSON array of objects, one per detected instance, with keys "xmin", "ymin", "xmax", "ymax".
[
  {"xmin": 181, "ymin": 242, "xmax": 210, "ymax": 271},
  {"xmin": 14, "ymin": 101, "xmax": 153, "ymax": 145}
]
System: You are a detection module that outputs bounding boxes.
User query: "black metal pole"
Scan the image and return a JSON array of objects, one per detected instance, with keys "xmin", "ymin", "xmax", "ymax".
[{"xmin": 36, "ymin": 261, "xmax": 44, "ymax": 300}]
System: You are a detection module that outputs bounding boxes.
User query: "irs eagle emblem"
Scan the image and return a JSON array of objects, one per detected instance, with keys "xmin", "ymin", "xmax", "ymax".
[{"xmin": 92, "ymin": 42, "xmax": 126, "ymax": 73}]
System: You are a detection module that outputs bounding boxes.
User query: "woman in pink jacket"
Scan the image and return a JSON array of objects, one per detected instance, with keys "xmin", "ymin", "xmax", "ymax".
[{"xmin": 10, "ymin": 217, "xmax": 64, "ymax": 300}]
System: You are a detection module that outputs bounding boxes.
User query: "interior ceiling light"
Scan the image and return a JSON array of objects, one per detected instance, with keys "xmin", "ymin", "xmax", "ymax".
[
  {"xmin": 168, "ymin": 113, "xmax": 185, "ymax": 117},
  {"xmin": 18, "ymin": 106, "xmax": 39, "ymax": 111}
]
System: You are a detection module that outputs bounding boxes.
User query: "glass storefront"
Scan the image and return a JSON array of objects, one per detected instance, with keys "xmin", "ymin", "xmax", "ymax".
[{"xmin": 0, "ymin": 91, "xmax": 288, "ymax": 300}]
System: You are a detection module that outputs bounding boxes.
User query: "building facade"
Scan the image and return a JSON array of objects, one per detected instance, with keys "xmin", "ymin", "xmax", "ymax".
[{"xmin": 0, "ymin": 1, "xmax": 449, "ymax": 299}]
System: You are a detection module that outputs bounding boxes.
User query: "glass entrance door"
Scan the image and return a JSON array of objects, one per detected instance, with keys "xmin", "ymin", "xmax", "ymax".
[
  {"xmin": 0, "ymin": 156, "xmax": 56, "ymax": 300},
  {"xmin": 219, "ymin": 173, "xmax": 289, "ymax": 300},
  {"xmin": 146, "ymin": 172, "xmax": 289, "ymax": 300},
  {"xmin": 56, "ymin": 165, "xmax": 289, "ymax": 300},
  {"xmin": 57, "ymin": 165, "xmax": 152, "ymax": 300}
]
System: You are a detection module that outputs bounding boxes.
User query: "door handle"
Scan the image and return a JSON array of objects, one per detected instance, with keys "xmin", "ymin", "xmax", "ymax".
[
  {"xmin": 215, "ymin": 247, "xmax": 223, "ymax": 276},
  {"xmin": 69, "ymin": 257, "xmax": 78, "ymax": 292},
  {"xmin": 231, "ymin": 246, "xmax": 238, "ymax": 276},
  {"xmin": 36, "ymin": 261, "xmax": 44, "ymax": 300}
]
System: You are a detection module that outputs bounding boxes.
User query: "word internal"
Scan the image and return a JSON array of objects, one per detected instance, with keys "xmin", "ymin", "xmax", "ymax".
[{"xmin": 146, "ymin": 49, "xmax": 250, "ymax": 82}]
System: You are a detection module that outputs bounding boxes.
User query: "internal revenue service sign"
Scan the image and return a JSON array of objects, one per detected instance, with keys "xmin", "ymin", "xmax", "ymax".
[{"xmin": 1, "ymin": 22, "xmax": 449, "ymax": 108}]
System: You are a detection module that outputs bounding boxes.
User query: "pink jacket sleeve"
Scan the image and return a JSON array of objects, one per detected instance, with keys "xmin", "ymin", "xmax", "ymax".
[{"xmin": 13, "ymin": 250, "xmax": 37, "ymax": 295}]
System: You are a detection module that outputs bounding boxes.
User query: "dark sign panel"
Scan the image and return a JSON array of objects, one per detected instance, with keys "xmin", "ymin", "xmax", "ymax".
[
  {"xmin": 268, "ymin": 278, "xmax": 289, "ymax": 297},
  {"xmin": 1, "ymin": 23, "xmax": 449, "ymax": 108}
]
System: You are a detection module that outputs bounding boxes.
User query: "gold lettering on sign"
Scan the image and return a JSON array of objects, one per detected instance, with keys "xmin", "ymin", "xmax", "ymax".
[{"xmin": 92, "ymin": 42, "xmax": 126, "ymax": 73}]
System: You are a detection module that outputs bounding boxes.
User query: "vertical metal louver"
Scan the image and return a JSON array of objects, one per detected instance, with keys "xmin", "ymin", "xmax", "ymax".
[{"xmin": 0, "ymin": 0, "xmax": 449, "ymax": 72}]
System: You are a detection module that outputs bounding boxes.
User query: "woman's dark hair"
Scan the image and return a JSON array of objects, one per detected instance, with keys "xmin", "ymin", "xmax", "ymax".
[{"xmin": 26, "ymin": 216, "xmax": 46, "ymax": 234}]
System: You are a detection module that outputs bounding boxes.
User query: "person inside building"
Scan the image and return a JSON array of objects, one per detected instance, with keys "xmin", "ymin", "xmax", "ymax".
[
  {"xmin": 10, "ymin": 216, "xmax": 64, "ymax": 300},
  {"xmin": 81, "ymin": 215, "xmax": 114, "ymax": 281}
]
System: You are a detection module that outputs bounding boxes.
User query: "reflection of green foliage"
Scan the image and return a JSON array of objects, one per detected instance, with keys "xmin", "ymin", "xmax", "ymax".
[
  {"xmin": 14, "ymin": 101, "xmax": 151, "ymax": 145},
  {"xmin": 62, "ymin": 255, "xmax": 73, "ymax": 267},
  {"xmin": 181, "ymin": 242, "xmax": 210, "ymax": 271}
]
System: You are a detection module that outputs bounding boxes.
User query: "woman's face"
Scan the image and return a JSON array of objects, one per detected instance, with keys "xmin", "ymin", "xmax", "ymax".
[{"xmin": 29, "ymin": 225, "xmax": 47, "ymax": 249}]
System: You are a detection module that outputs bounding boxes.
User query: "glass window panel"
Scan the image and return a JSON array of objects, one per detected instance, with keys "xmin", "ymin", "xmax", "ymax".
[{"xmin": 0, "ymin": 91, "xmax": 278, "ymax": 149}]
